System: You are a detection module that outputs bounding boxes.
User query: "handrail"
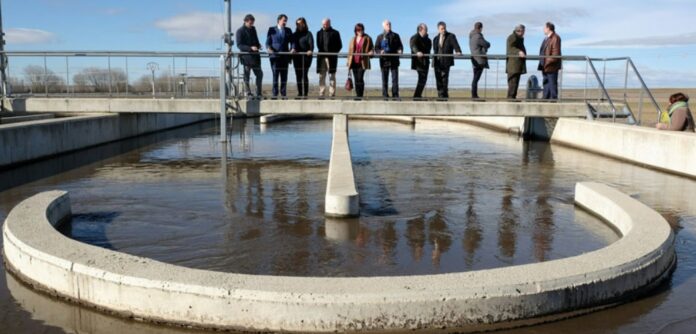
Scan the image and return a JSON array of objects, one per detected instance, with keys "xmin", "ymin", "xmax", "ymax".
[
  {"xmin": 627, "ymin": 58, "xmax": 662, "ymax": 124},
  {"xmin": 586, "ymin": 56, "xmax": 619, "ymax": 121},
  {"xmin": 0, "ymin": 50, "xmax": 615, "ymax": 62}
]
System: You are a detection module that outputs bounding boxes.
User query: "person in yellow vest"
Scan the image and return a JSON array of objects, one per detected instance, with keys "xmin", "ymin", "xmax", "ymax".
[{"xmin": 656, "ymin": 92, "xmax": 695, "ymax": 132}]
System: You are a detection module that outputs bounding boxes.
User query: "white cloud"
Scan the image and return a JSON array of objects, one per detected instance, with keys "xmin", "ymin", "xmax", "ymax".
[
  {"xmin": 436, "ymin": 0, "xmax": 696, "ymax": 48},
  {"xmin": 5, "ymin": 28, "xmax": 57, "ymax": 45},
  {"xmin": 154, "ymin": 11, "xmax": 273, "ymax": 43}
]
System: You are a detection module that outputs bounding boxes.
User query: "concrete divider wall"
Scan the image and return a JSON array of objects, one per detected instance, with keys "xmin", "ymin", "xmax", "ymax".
[
  {"xmin": 0, "ymin": 113, "xmax": 213, "ymax": 168},
  {"xmin": 324, "ymin": 115, "xmax": 359, "ymax": 217},
  {"xmin": 551, "ymin": 119, "xmax": 696, "ymax": 178},
  {"xmin": 2, "ymin": 183, "xmax": 675, "ymax": 332}
]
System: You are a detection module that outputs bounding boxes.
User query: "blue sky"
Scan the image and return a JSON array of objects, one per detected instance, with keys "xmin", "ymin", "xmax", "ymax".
[{"xmin": 4, "ymin": 0, "xmax": 696, "ymax": 87}]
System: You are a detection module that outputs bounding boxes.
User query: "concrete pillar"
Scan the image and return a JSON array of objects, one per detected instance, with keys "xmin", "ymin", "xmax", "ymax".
[
  {"xmin": 523, "ymin": 117, "xmax": 559, "ymax": 141},
  {"xmin": 325, "ymin": 114, "xmax": 359, "ymax": 218}
]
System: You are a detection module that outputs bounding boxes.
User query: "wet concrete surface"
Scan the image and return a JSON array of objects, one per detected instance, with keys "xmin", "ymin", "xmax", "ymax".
[{"xmin": 0, "ymin": 118, "xmax": 695, "ymax": 333}]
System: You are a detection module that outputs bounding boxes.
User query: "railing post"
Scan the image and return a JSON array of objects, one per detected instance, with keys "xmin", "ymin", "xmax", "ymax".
[
  {"xmin": 43, "ymin": 54, "xmax": 48, "ymax": 97},
  {"xmin": 65, "ymin": 56, "xmax": 69, "ymax": 95},
  {"xmin": 584, "ymin": 59, "xmax": 588, "ymax": 101},
  {"xmin": 220, "ymin": 55, "xmax": 227, "ymax": 143},
  {"xmin": 125, "ymin": 57, "xmax": 129, "ymax": 96},
  {"xmin": 107, "ymin": 55, "xmax": 112, "ymax": 97},
  {"xmin": 494, "ymin": 59, "xmax": 499, "ymax": 99}
]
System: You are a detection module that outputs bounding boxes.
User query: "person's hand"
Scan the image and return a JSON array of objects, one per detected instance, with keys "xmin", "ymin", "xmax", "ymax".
[
  {"xmin": 306, "ymin": 51, "xmax": 313, "ymax": 56},
  {"xmin": 656, "ymin": 123, "xmax": 668, "ymax": 130},
  {"xmin": 368, "ymin": 51, "xmax": 374, "ymax": 56},
  {"xmin": 417, "ymin": 52, "xmax": 423, "ymax": 58},
  {"xmin": 268, "ymin": 48, "xmax": 274, "ymax": 54},
  {"xmin": 291, "ymin": 49, "xmax": 297, "ymax": 54},
  {"xmin": 380, "ymin": 50, "xmax": 385, "ymax": 55},
  {"xmin": 518, "ymin": 51, "xmax": 526, "ymax": 58},
  {"xmin": 455, "ymin": 52, "xmax": 462, "ymax": 56},
  {"xmin": 251, "ymin": 46, "xmax": 259, "ymax": 52}
]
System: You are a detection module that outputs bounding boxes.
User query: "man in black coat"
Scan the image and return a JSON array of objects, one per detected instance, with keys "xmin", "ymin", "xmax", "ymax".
[
  {"xmin": 410, "ymin": 23, "xmax": 431, "ymax": 99},
  {"xmin": 235, "ymin": 14, "xmax": 263, "ymax": 98},
  {"xmin": 432, "ymin": 21, "xmax": 462, "ymax": 99},
  {"xmin": 316, "ymin": 18, "xmax": 342, "ymax": 97},
  {"xmin": 375, "ymin": 20, "xmax": 404, "ymax": 99}
]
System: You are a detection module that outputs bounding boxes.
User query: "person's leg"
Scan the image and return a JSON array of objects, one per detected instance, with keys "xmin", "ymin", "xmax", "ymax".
[
  {"xmin": 507, "ymin": 73, "xmax": 520, "ymax": 99},
  {"xmin": 414, "ymin": 69, "xmax": 426, "ymax": 98},
  {"xmin": 472, "ymin": 66, "xmax": 483, "ymax": 98},
  {"xmin": 391, "ymin": 66, "xmax": 399, "ymax": 98},
  {"xmin": 548, "ymin": 72, "xmax": 558, "ymax": 99},
  {"xmin": 381, "ymin": 67, "xmax": 389, "ymax": 97},
  {"xmin": 243, "ymin": 66, "xmax": 252, "ymax": 96},
  {"xmin": 328, "ymin": 71, "xmax": 337, "ymax": 97},
  {"xmin": 442, "ymin": 67, "xmax": 450, "ymax": 98},
  {"xmin": 253, "ymin": 66, "xmax": 263, "ymax": 97},
  {"xmin": 270, "ymin": 58, "xmax": 279, "ymax": 97},
  {"xmin": 294, "ymin": 66, "xmax": 304, "ymax": 96},
  {"xmin": 435, "ymin": 68, "xmax": 444, "ymax": 98},
  {"xmin": 279, "ymin": 61, "xmax": 288, "ymax": 97},
  {"xmin": 542, "ymin": 72, "xmax": 550, "ymax": 99},
  {"xmin": 301, "ymin": 67, "xmax": 310, "ymax": 97},
  {"xmin": 319, "ymin": 66, "xmax": 327, "ymax": 97},
  {"xmin": 357, "ymin": 67, "xmax": 366, "ymax": 97}
]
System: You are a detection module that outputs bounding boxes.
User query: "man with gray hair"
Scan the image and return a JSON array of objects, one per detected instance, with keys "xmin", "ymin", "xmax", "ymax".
[
  {"xmin": 316, "ymin": 18, "xmax": 342, "ymax": 97},
  {"xmin": 410, "ymin": 23, "xmax": 431, "ymax": 99},
  {"xmin": 375, "ymin": 20, "xmax": 404, "ymax": 99}
]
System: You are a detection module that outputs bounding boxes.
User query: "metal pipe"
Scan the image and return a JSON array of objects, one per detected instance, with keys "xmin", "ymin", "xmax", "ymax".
[
  {"xmin": 107, "ymin": 55, "xmax": 112, "ymax": 96},
  {"xmin": 65, "ymin": 56, "xmax": 69, "ymax": 95},
  {"xmin": 0, "ymin": 0, "xmax": 8, "ymax": 103},
  {"xmin": 43, "ymin": 54, "xmax": 48, "ymax": 97},
  {"xmin": 125, "ymin": 57, "xmax": 129, "ymax": 96},
  {"xmin": 627, "ymin": 58, "xmax": 661, "ymax": 120},
  {"xmin": 219, "ymin": 55, "xmax": 227, "ymax": 142}
]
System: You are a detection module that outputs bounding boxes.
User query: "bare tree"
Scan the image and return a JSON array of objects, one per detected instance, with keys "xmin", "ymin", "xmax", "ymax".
[
  {"xmin": 23, "ymin": 65, "xmax": 64, "ymax": 93},
  {"xmin": 73, "ymin": 67, "xmax": 128, "ymax": 93}
]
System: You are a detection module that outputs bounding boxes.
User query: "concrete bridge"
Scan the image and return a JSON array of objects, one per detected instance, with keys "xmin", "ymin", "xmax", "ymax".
[{"xmin": 5, "ymin": 97, "xmax": 597, "ymax": 118}]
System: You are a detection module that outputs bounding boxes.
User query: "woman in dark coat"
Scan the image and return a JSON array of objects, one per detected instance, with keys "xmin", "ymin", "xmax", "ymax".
[{"xmin": 291, "ymin": 17, "xmax": 314, "ymax": 97}]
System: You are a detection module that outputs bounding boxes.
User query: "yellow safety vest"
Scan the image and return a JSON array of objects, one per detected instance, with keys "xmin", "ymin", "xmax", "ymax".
[{"xmin": 660, "ymin": 101, "xmax": 688, "ymax": 125}]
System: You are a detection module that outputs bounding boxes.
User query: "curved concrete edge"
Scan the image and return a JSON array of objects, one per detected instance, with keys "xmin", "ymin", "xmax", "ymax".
[
  {"xmin": 551, "ymin": 118, "xmax": 696, "ymax": 178},
  {"xmin": 324, "ymin": 115, "xmax": 359, "ymax": 218},
  {"xmin": 2, "ymin": 183, "xmax": 675, "ymax": 332}
]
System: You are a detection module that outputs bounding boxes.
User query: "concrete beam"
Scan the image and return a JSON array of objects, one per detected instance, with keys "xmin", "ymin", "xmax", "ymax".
[
  {"xmin": 325, "ymin": 115, "xmax": 359, "ymax": 218},
  {"xmin": 241, "ymin": 99, "xmax": 589, "ymax": 117},
  {"xmin": 8, "ymin": 97, "xmax": 590, "ymax": 118},
  {"xmin": 2, "ymin": 183, "xmax": 675, "ymax": 332}
]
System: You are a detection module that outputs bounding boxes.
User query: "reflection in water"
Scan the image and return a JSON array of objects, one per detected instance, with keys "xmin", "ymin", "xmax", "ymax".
[{"xmin": 22, "ymin": 118, "xmax": 615, "ymax": 277}]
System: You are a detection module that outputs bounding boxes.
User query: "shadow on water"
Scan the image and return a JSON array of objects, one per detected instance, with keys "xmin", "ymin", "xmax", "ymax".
[{"xmin": 57, "ymin": 212, "xmax": 120, "ymax": 251}]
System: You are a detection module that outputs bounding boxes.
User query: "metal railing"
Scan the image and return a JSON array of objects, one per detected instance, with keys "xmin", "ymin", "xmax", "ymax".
[{"xmin": 0, "ymin": 50, "xmax": 661, "ymax": 124}]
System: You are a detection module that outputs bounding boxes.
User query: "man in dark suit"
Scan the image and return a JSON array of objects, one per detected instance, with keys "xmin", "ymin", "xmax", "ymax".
[
  {"xmin": 375, "ymin": 20, "xmax": 404, "ymax": 99},
  {"xmin": 266, "ymin": 14, "xmax": 293, "ymax": 97},
  {"xmin": 410, "ymin": 23, "xmax": 432, "ymax": 99},
  {"xmin": 235, "ymin": 14, "xmax": 263, "ymax": 98},
  {"xmin": 432, "ymin": 21, "xmax": 462, "ymax": 99},
  {"xmin": 316, "ymin": 18, "xmax": 342, "ymax": 97},
  {"xmin": 538, "ymin": 22, "xmax": 562, "ymax": 100}
]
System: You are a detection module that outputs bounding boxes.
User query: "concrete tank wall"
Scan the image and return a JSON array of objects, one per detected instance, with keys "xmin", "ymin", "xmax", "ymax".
[{"xmin": 0, "ymin": 113, "xmax": 214, "ymax": 168}]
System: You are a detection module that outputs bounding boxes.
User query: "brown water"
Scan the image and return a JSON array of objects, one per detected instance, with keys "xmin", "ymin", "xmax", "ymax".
[{"xmin": 1, "ymin": 118, "xmax": 695, "ymax": 333}]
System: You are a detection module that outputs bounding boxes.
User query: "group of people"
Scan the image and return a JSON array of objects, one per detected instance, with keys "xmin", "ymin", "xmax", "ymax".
[{"xmin": 235, "ymin": 14, "xmax": 564, "ymax": 100}]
